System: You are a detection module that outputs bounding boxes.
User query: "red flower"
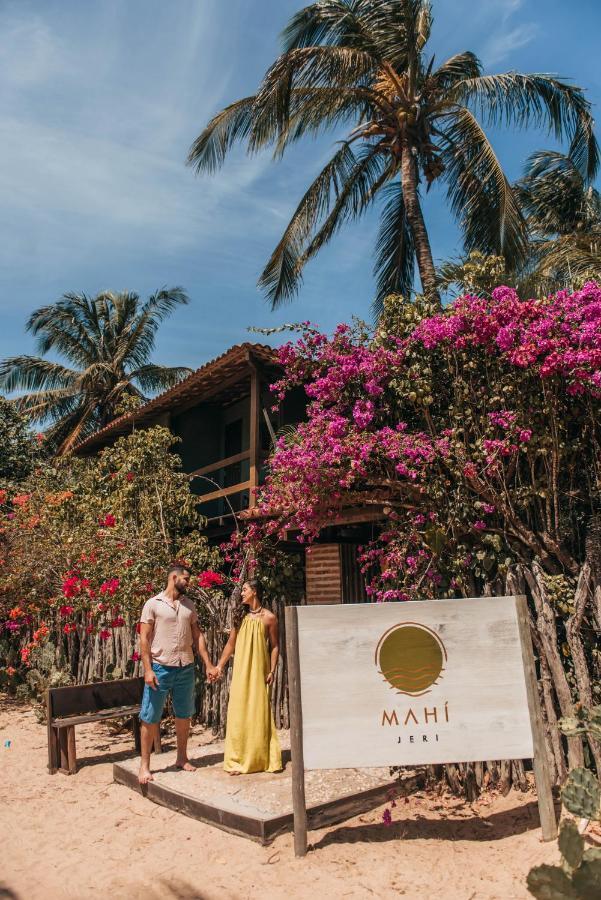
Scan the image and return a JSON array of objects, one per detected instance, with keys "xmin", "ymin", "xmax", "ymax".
[
  {"xmin": 126, "ymin": 472, "xmax": 135, "ymax": 482},
  {"xmin": 132, "ymin": 651, "xmax": 140, "ymax": 662},
  {"xmin": 99, "ymin": 629, "xmax": 111, "ymax": 641},
  {"xmin": 98, "ymin": 514, "xmax": 116, "ymax": 528},
  {"xmin": 99, "ymin": 578, "xmax": 119, "ymax": 596},
  {"xmin": 59, "ymin": 605, "xmax": 74, "ymax": 617},
  {"xmin": 62, "ymin": 575, "xmax": 81, "ymax": 598},
  {"xmin": 135, "ymin": 622, "xmax": 141, "ymax": 634},
  {"xmin": 6, "ymin": 666, "xmax": 16, "ymax": 677},
  {"xmin": 85, "ymin": 625, "xmax": 94, "ymax": 635},
  {"xmin": 110, "ymin": 616, "xmax": 125, "ymax": 628},
  {"xmin": 197, "ymin": 570, "xmax": 225, "ymax": 588},
  {"xmin": 11, "ymin": 493, "xmax": 31, "ymax": 507},
  {"xmin": 63, "ymin": 623, "xmax": 77, "ymax": 635}
]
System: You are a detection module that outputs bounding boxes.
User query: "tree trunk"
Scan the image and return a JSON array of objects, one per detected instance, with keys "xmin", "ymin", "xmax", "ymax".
[{"xmin": 400, "ymin": 135, "xmax": 439, "ymax": 302}]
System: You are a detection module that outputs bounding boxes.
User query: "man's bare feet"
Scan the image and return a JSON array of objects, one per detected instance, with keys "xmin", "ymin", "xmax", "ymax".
[
  {"xmin": 138, "ymin": 767, "xmax": 154, "ymax": 785},
  {"xmin": 176, "ymin": 760, "xmax": 195, "ymax": 772},
  {"xmin": 228, "ymin": 770, "xmax": 241, "ymax": 776}
]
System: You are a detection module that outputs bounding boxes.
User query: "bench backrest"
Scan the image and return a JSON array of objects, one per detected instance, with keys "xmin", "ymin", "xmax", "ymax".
[{"xmin": 48, "ymin": 677, "xmax": 144, "ymax": 719}]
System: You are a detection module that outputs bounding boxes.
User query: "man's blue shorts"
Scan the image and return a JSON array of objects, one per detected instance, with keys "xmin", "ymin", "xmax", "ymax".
[{"xmin": 140, "ymin": 662, "xmax": 196, "ymax": 724}]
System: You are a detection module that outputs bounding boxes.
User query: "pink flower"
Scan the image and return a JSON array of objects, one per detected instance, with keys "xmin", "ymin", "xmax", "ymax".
[
  {"xmin": 99, "ymin": 629, "xmax": 111, "ymax": 641},
  {"xmin": 473, "ymin": 520, "xmax": 487, "ymax": 531},
  {"xmin": 518, "ymin": 429, "xmax": 532, "ymax": 443},
  {"xmin": 132, "ymin": 651, "xmax": 141, "ymax": 662},
  {"xmin": 59, "ymin": 605, "xmax": 74, "ymax": 617},
  {"xmin": 382, "ymin": 808, "xmax": 392, "ymax": 827}
]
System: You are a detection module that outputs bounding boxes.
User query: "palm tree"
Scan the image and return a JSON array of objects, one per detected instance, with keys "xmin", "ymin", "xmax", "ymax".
[
  {"xmin": 188, "ymin": 0, "xmax": 597, "ymax": 311},
  {"xmin": 516, "ymin": 150, "xmax": 601, "ymax": 286},
  {"xmin": 0, "ymin": 289, "xmax": 191, "ymax": 454}
]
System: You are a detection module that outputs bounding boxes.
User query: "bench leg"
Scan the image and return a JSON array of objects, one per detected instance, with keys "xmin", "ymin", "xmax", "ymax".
[
  {"xmin": 58, "ymin": 726, "xmax": 77, "ymax": 775},
  {"xmin": 132, "ymin": 715, "xmax": 141, "ymax": 753},
  {"xmin": 48, "ymin": 724, "xmax": 59, "ymax": 774}
]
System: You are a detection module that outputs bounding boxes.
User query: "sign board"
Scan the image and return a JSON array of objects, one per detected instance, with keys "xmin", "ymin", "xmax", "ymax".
[
  {"xmin": 298, "ymin": 596, "xmax": 533, "ymax": 768},
  {"xmin": 285, "ymin": 595, "xmax": 556, "ymax": 857}
]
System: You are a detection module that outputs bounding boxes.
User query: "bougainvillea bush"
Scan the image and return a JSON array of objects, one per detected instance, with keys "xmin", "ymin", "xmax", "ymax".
[
  {"xmin": 247, "ymin": 282, "xmax": 601, "ymax": 782},
  {"xmin": 0, "ymin": 426, "xmax": 226, "ymax": 696}
]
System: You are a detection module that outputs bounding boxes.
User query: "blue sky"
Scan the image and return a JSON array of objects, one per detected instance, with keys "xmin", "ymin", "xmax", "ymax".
[{"xmin": 1, "ymin": 0, "xmax": 600, "ymax": 372}]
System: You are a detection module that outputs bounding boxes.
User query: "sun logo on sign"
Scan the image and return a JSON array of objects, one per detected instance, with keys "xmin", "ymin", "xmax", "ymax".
[{"xmin": 375, "ymin": 622, "xmax": 447, "ymax": 696}]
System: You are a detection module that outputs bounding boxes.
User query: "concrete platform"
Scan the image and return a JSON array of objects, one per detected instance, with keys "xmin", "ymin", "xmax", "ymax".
[{"xmin": 113, "ymin": 741, "xmax": 420, "ymax": 844}]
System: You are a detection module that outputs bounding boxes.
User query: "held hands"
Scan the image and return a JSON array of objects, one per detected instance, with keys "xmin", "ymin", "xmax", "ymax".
[{"xmin": 207, "ymin": 664, "xmax": 222, "ymax": 683}]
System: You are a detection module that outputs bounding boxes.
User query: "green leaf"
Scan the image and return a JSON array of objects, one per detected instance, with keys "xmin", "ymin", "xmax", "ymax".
[{"xmin": 424, "ymin": 525, "xmax": 447, "ymax": 555}]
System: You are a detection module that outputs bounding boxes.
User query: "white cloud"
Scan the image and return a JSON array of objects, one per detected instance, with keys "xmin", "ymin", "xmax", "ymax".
[
  {"xmin": 484, "ymin": 22, "xmax": 540, "ymax": 66},
  {"xmin": 0, "ymin": 0, "xmax": 286, "ymax": 294}
]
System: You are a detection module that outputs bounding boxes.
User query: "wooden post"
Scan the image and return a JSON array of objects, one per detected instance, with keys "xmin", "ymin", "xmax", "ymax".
[
  {"xmin": 249, "ymin": 363, "xmax": 261, "ymax": 507},
  {"xmin": 515, "ymin": 594, "xmax": 558, "ymax": 841},
  {"xmin": 285, "ymin": 605, "xmax": 308, "ymax": 857},
  {"xmin": 132, "ymin": 715, "xmax": 141, "ymax": 753},
  {"xmin": 58, "ymin": 726, "xmax": 77, "ymax": 775},
  {"xmin": 46, "ymin": 690, "xmax": 58, "ymax": 774}
]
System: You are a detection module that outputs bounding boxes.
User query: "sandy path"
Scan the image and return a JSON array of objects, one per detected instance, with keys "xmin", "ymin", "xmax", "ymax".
[{"xmin": 0, "ymin": 699, "xmax": 559, "ymax": 900}]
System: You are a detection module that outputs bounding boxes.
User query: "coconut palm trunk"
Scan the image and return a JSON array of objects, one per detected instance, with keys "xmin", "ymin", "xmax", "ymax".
[{"xmin": 400, "ymin": 134, "xmax": 438, "ymax": 297}]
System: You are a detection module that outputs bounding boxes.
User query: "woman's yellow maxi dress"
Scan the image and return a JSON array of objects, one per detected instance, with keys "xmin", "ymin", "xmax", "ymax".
[{"xmin": 223, "ymin": 615, "xmax": 282, "ymax": 774}]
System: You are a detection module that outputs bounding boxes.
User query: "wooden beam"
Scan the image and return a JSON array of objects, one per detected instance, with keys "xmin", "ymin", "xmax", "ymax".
[
  {"xmin": 249, "ymin": 363, "xmax": 261, "ymax": 507},
  {"xmin": 197, "ymin": 481, "xmax": 251, "ymax": 505},
  {"xmin": 285, "ymin": 605, "xmax": 308, "ymax": 858},
  {"xmin": 515, "ymin": 594, "xmax": 557, "ymax": 841},
  {"xmin": 191, "ymin": 450, "xmax": 250, "ymax": 477}
]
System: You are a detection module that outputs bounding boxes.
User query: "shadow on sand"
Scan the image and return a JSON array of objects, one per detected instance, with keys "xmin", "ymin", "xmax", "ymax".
[{"xmin": 311, "ymin": 798, "xmax": 561, "ymax": 850}]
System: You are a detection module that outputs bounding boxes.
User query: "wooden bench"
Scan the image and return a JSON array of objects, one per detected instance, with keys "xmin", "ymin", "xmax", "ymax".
[{"xmin": 47, "ymin": 677, "xmax": 161, "ymax": 775}]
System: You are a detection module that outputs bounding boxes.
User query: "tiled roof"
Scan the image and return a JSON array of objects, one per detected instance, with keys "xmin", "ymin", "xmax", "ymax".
[{"xmin": 74, "ymin": 342, "xmax": 280, "ymax": 454}]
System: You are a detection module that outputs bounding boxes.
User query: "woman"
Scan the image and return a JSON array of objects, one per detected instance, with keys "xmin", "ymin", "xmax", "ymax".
[{"xmin": 215, "ymin": 579, "xmax": 282, "ymax": 774}]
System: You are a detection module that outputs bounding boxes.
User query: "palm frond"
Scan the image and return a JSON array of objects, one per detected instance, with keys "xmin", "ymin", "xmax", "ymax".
[
  {"xmin": 454, "ymin": 73, "xmax": 599, "ymax": 180},
  {"xmin": 516, "ymin": 150, "xmax": 601, "ymax": 237},
  {"xmin": 431, "ymin": 52, "xmax": 482, "ymax": 91},
  {"xmin": 258, "ymin": 141, "xmax": 359, "ymax": 305},
  {"xmin": 0, "ymin": 356, "xmax": 79, "ymax": 394},
  {"xmin": 187, "ymin": 97, "xmax": 256, "ymax": 173},
  {"xmin": 259, "ymin": 142, "xmax": 388, "ymax": 307},
  {"xmin": 282, "ymin": 0, "xmax": 381, "ymax": 55},
  {"xmin": 250, "ymin": 47, "xmax": 380, "ymax": 153},
  {"xmin": 439, "ymin": 108, "xmax": 528, "ymax": 268},
  {"xmin": 129, "ymin": 364, "xmax": 192, "ymax": 392},
  {"xmin": 373, "ymin": 181, "xmax": 415, "ymax": 315}
]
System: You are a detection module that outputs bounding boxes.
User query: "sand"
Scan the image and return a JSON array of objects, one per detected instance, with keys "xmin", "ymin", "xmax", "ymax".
[{"xmin": 0, "ymin": 698, "xmax": 565, "ymax": 900}]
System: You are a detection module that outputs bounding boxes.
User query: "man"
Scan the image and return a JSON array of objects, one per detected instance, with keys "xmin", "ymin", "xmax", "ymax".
[{"xmin": 138, "ymin": 564, "xmax": 217, "ymax": 784}]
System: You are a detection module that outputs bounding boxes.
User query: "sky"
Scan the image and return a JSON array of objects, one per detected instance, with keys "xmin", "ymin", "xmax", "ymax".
[{"xmin": 1, "ymin": 0, "xmax": 600, "ymax": 374}]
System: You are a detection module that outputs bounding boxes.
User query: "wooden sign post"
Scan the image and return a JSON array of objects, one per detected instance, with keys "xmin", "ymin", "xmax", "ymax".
[{"xmin": 285, "ymin": 596, "xmax": 556, "ymax": 858}]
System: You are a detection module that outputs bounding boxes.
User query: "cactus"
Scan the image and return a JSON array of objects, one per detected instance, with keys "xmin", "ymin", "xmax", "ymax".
[
  {"xmin": 528, "ymin": 707, "xmax": 601, "ymax": 899},
  {"xmin": 571, "ymin": 849, "xmax": 601, "ymax": 898},
  {"xmin": 558, "ymin": 819, "xmax": 584, "ymax": 870},
  {"xmin": 527, "ymin": 865, "xmax": 579, "ymax": 899},
  {"xmin": 561, "ymin": 768, "xmax": 601, "ymax": 820}
]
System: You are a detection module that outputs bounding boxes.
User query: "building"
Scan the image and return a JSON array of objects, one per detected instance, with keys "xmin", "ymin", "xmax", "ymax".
[{"xmin": 75, "ymin": 343, "xmax": 380, "ymax": 603}]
